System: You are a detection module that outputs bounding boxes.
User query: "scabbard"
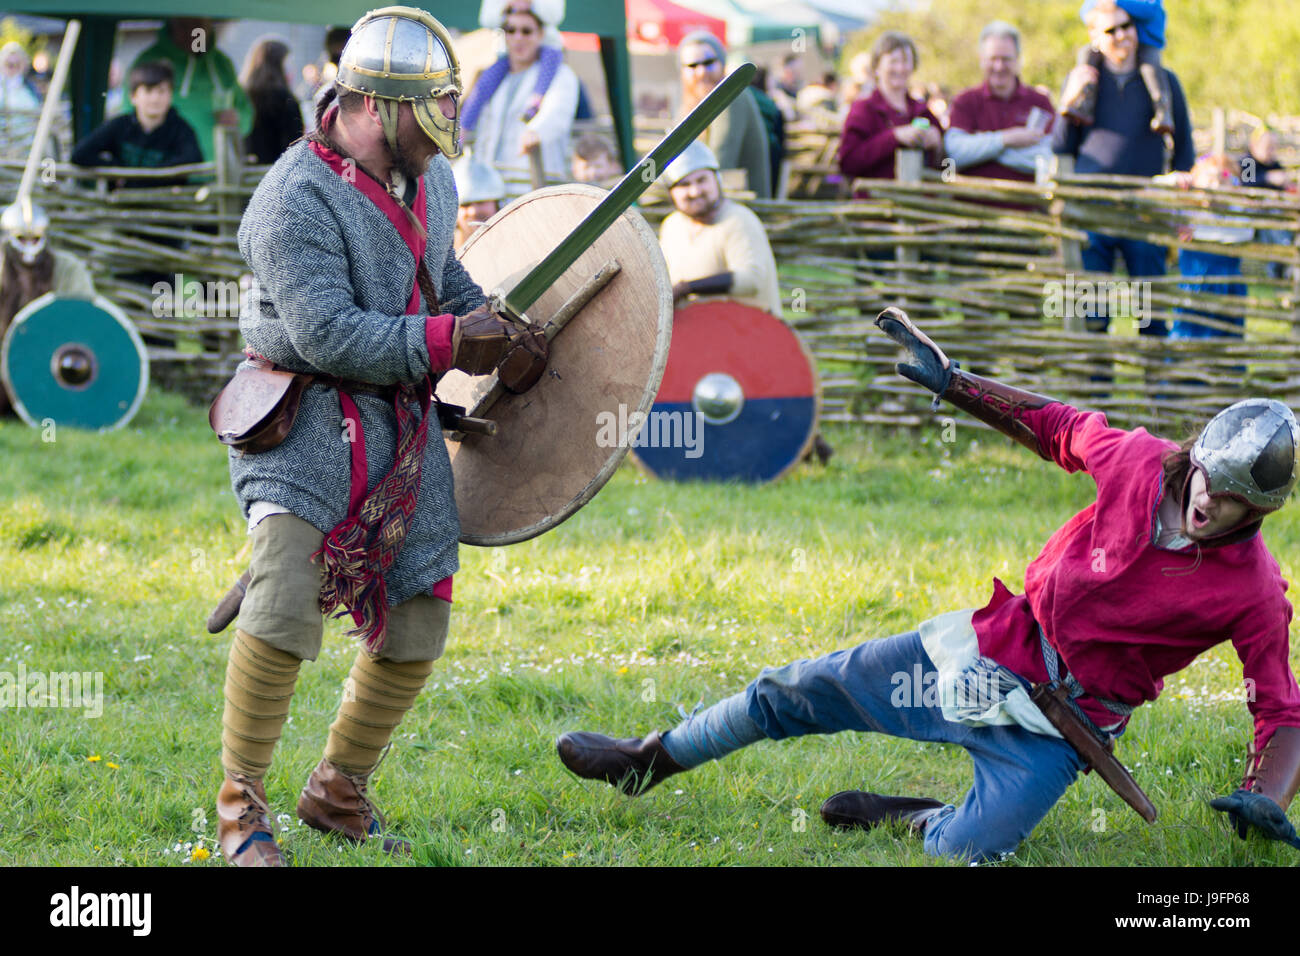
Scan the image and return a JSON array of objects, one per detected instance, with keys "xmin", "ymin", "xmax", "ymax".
[
  {"xmin": 206, "ymin": 570, "xmax": 251, "ymax": 634},
  {"xmin": 1031, "ymin": 682, "xmax": 1157, "ymax": 823}
]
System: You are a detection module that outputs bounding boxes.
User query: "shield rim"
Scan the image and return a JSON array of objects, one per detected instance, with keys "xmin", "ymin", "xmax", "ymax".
[
  {"xmin": 451, "ymin": 183, "xmax": 674, "ymax": 546},
  {"xmin": 631, "ymin": 299, "xmax": 822, "ymax": 484},
  {"xmin": 1, "ymin": 291, "xmax": 151, "ymax": 432}
]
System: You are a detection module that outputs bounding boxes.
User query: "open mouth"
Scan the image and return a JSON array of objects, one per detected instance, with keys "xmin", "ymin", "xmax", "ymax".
[{"xmin": 1190, "ymin": 507, "xmax": 1209, "ymax": 530}]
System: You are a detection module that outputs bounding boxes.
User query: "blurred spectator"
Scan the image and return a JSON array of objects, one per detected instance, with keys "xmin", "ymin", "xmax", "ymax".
[
  {"xmin": 0, "ymin": 199, "xmax": 97, "ymax": 415},
  {"xmin": 571, "ymin": 133, "xmax": 622, "ymax": 185},
  {"xmin": 1063, "ymin": 0, "xmax": 1173, "ymax": 138},
  {"xmin": 0, "ymin": 41, "xmax": 40, "ymax": 153},
  {"xmin": 1166, "ymin": 154, "xmax": 1250, "ymax": 340},
  {"xmin": 840, "ymin": 51, "xmax": 873, "ymax": 107},
  {"xmin": 678, "ymin": 30, "xmax": 771, "ymax": 198},
  {"xmin": 104, "ymin": 59, "xmax": 125, "ymax": 117},
  {"xmin": 659, "ymin": 140, "xmax": 781, "ymax": 315},
  {"xmin": 770, "ymin": 53, "xmax": 802, "ymax": 122},
  {"xmin": 838, "ymin": 32, "xmax": 942, "ymax": 189},
  {"xmin": 750, "ymin": 66, "xmax": 785, "ymax": 195},
  {"xmin": 659, "ymin": 140, "xmax": 832, "ymax": 464},
  {"xmin": 71, "ymin": 60, "xmax": 202, "ymax": 184},
  {"xmin": 924, "ymin": 83, "xmax": 950, "ymax": 129},
  {"xmin": 130, "ymin": 17, "xmax": 253, "ymax": 162},
  {"xmin": 452, "ymin": 158, "xmax": 506, "ymax": 249},
  {"xmin": 461, "ymin": 0, "xmax": 578, "ymax": 200},
  {"xmin": 1240, "ymin": 125, "xmax": 1293, "ymax": 280},
  {"xmin": 1053, "ymin": 0, "xmax": 1193, "ymax": 337},
  {"xmin": 240, "ymin": 38, "xmax": 304, "ymax": 165},
  {"xmin": 946, "ymin": 21, "xmax": 1055, "ymax": 182},
  {"xmin": 797, "ymin": 72, "xmax": 840, "ymax": 117}
]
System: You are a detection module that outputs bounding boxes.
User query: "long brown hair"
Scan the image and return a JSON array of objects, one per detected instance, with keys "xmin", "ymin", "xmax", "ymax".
[{"xmin": 241, "ymin": 39, "xmax": 291, "ymax": 113}]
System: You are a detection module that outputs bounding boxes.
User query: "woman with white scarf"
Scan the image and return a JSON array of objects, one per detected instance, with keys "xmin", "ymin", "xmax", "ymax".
[{"xmin": 460, "ymin": 0, "xmax": 578, "ymax": 200}]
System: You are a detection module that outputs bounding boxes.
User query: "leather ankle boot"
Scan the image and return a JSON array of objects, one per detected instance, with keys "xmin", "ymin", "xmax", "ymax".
[
  {"xmin": 217, "ymin": 772, "xmax": 285, "ymax": 867},
  {"xmin": 820, "ymin": 791, "xmax": 945, "ymax": 834},
  {"xmin": 556, "ymin": 730, "xmax": 686, "ymax": 795},
  {"xmin": 296, "ymin": 758, "xmax": 411, "ymax": 854}
]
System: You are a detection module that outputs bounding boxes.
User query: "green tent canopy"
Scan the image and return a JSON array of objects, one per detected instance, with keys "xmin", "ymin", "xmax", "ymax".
[{"xmin": 7, "ymin": 1, "xmax": 638, "ymax": 168}]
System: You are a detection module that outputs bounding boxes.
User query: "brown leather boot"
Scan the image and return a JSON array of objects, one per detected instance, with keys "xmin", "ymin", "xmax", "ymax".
[
  {"xmin": 296, "ymin": 758, "xmax": 411, "ymax": 854},
  {"xmin": 820, "ymin": 791, "xmax": 945, "ymax": 834},
  {"xmin": 217, "ymin": 772, "xmax": 285, "ymax": 867},
  {"xmin": 555, "ymin": 730, "xmax": 687, "ymax": 795}
]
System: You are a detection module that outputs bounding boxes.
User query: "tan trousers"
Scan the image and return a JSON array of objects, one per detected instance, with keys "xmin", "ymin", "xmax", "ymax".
[{"xmin": 237, "ymin": 513, "xmax": 450, "ymax": 663}]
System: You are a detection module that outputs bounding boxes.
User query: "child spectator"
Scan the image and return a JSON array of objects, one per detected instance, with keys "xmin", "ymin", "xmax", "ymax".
[
  {"xmin": 570, "ymin": 133, "xmax": 622, "ymax": 185},
  {"xmin": 71, "ymin": 60, "xmax": 202, "ymax": 184},
  {"xmin": 1239, "ymin": 125, "xmax": 1293, "ymax": 280}
]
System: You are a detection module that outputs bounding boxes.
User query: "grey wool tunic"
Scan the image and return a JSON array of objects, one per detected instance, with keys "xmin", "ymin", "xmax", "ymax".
[{"xmin": 230, "ymin": 141, "xmax": 486, "ymax": 606}]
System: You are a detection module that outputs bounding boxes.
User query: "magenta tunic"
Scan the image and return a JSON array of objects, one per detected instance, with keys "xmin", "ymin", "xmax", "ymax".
[{"xmin": 973, "ymin": 403, "xmax": 1300, "ymax": 752}]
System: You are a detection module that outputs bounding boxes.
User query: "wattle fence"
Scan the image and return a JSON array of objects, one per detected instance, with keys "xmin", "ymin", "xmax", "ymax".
[{"xmin": 2, "ymin": 126, "xmax": 1298, "ymax": 435}]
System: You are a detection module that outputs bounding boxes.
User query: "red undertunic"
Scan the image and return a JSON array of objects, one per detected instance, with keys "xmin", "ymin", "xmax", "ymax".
[{"xmin": 972, "ymin": 403, "xmax": 1300, "ymax": 752}]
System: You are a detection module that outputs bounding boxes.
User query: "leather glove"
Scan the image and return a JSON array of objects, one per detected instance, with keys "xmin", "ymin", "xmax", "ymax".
[
  {"xmin": 1209, "ymin": 788, "xmax": 1300, "ymax": 849},
  {"xmin": 872, "ymin": 307, "xmax": 954, "ymax": 395},
  {"xmin": 452, "ymin": 303, "xmax": 549, "ymax": 393}
]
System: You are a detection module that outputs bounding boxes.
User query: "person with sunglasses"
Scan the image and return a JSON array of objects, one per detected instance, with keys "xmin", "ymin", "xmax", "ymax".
[
  {"xmin": 677, "ymin": 31, "xmax": 772, "ymax": 199},
  {"xmin": 459, "ymin": 0, "xmax": 578, "ymax": 200},
  {"xmin": 1053, "ymin": 0, "xmax": 1193, "ymax": 342},
  {"xmin": 1062, "ymin": 0, "xmax": 1173, "ymax": 137}
]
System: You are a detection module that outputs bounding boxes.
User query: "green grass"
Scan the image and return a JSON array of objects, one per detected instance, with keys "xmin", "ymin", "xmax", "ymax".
[{"xmin": 1, "ymin": 389, "xmax": 1297, "ymax": 867}]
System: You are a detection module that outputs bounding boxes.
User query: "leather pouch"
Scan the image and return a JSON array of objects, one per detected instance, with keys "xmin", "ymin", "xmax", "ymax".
[{"xmin": 209, "ymin": 363, "xmax": 314, "ymax": 453}]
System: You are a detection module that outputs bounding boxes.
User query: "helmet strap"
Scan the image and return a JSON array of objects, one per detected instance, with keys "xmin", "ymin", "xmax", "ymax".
[{"xmin": 376, "ymin": 98, "xmax": 402, "ymax": 157}]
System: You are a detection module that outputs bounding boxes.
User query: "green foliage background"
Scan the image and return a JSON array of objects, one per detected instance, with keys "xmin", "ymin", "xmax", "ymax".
[{"xmin": 843, "ymin": 0, "xmax": 1300, "ymax": 119}]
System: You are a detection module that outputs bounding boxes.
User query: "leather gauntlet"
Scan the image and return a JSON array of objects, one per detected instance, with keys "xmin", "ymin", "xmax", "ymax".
[
  {"xmin": 874, "ymin": 307, "xmax": 1057, "ymax": 459},
  {"xmin": 452, "ymin": 304, "xmax": 549, "ymax": 393}
]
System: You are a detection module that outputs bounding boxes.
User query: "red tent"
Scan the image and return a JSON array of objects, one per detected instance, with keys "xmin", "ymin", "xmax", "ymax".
[{"xmin": 627, "ymin": 0, "xmax": 728, "ymax": 47}]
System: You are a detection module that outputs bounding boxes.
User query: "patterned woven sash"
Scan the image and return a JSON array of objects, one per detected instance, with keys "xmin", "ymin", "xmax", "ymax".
[{"xmin": 314, "ymin": 380, "xmax": 432, "ymax": 652}]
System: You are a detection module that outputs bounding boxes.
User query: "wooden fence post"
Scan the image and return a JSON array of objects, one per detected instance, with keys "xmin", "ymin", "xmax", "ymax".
[
  {"xmin": 213, "ymin": 125, "xmax": 238, "ymax": 241},
  {"xmin": 1051, "ymin": 153, "xmax": 1086, "ymax": 333},
  {"xmin": 895, "ymin": 148, "xmax": 922, "ymax": 294}
]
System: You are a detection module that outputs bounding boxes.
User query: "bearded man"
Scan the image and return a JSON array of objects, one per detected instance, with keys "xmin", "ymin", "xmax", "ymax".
[
  {"xmin": 215, "ymin": 5, "xmax": 546, "ymax": 867},
  {"xmin": 659, "ymin": 141, "xmax": 781, "ymax": 316},
  {"xmin": 0, "ymin": 199, "xmax": 96, "ymax": 416}
]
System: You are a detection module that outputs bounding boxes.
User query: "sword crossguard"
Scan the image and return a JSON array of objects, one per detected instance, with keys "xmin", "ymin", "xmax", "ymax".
[{"xmin": 488, "ymin": 292, "xmax": 535, "ymax": 331}]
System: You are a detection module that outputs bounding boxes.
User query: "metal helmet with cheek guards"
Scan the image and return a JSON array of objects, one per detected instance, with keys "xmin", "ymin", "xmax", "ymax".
[
  {"xmin": 452, "ymin": 158, "xmax": 506, "ymax": 206},
  {"xmin": 662, "ymin": 140, "xmax": 719, "ymax": 189},
  {"xmin": 335, "ymin": 6, "xmax": 464, "ymax": 159},
  {"xmin": 1191, "ymin": 398, "xmax": 1299, "ymax": 513},
  {"xmin": 1, "ymin": 198, "xmax": 49, "ymax": 266}
]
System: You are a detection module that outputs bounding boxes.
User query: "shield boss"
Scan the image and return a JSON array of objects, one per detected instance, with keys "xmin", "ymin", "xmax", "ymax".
[
  {"xmin": 438, "ymin": 184, "xmax": 673, "ymax": 545},
  {"xmin": 632, "ymin": 299, "xmax": 820, "ymax": 483}
]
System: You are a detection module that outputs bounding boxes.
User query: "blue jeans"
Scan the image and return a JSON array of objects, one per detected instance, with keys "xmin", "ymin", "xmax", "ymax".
[
  {"xmin": 1081, "ymin": 231, "xmax": 1169, "ymax": 336},
  {"xmin": 1256, "ymin": 228, "xmax": 1292, "ymax": 281},
  {"xmin": 661, "ymin": 631, "xmax": 1085, "ymax": 863}
]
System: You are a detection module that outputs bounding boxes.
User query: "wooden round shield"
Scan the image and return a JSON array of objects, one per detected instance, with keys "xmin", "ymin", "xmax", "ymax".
[
  {"xmin": 1, "ymin": 293, "xmax": 149, "ymax": 431},
  {"xmin": 632, "ymin": 300, "xmax": 820, "ymax": 483},
  {"xmin": 438, "ymin": 183, "xmax": 673, "ymax": 545}
]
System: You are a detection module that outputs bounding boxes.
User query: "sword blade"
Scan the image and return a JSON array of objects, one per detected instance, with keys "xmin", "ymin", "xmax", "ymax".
[{"xmin": 502, "ymin": 62, "xmax": 757, "ymax": 317}]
